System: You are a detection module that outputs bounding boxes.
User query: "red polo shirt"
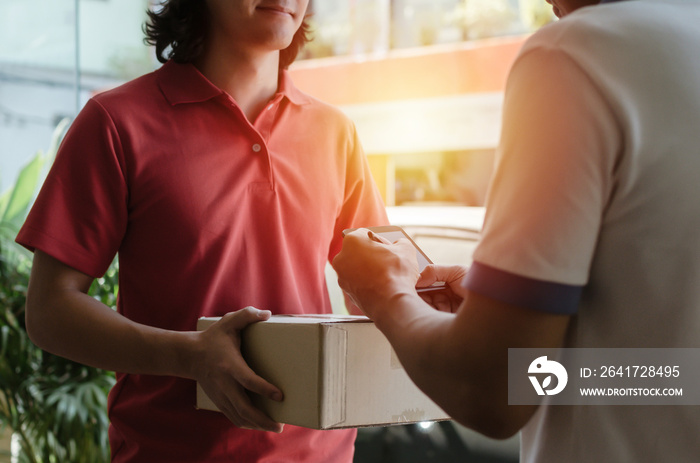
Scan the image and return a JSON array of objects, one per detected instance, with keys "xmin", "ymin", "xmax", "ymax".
[{"xmin": 17, "ymin": 60, "xmax": 388, "ymax": 462}]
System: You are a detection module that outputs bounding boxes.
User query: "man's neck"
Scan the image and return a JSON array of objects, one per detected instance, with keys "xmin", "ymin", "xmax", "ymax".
[{"xmin": 195, "ymin": 47, "xmax": 280, "ymax": 123}]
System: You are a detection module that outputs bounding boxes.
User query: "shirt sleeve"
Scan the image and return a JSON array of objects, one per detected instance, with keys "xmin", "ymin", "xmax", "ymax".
[
  {"xmin": 329, "ymin": 123, "xmax": 389, "ymax": 261},
  {"xmin": 16, "ymin": 98, "xmax": 128, "ymax": 278},
  {"xmin": 465, "ymin": 43, "xmax": 621, "ymax": 313}
]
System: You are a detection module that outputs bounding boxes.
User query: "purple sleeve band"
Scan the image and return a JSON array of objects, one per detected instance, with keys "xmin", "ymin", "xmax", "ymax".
[{"xmin": 463, "ymin": 261, "xmax": 582, "ymax": 315}]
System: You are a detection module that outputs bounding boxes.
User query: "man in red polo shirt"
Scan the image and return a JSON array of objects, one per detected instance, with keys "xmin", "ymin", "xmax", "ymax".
[{"xmin": 17, "ymin": 1, "xmax": 387, "ymax": 461}]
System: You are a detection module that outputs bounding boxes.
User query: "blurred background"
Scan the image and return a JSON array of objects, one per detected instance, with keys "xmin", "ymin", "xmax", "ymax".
[
  {"xmin": 0, "ymin": 0, "xmax": 555, "ymax": 461},
  {"xmin": 1, "ymin": 0, "xmax": 556, "ymax": 208}
]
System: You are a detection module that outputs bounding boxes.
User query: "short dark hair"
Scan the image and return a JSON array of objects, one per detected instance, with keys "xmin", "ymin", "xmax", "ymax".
[{"xmin": 144, "ymin": 0, "xmax": 311, "ymax": 69}]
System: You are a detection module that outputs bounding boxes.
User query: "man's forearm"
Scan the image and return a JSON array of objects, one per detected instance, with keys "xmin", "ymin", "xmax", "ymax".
[
  {"xmin": 26, "ymin": 287, "xmax": 199, "ymax": 378},
  {"xmin": 368, "ymin": 291, "xmax": 546, "ymax": 438},
  {"xmin": 24, "ymin": 250, "xmax": 199, "ymax": 379}
]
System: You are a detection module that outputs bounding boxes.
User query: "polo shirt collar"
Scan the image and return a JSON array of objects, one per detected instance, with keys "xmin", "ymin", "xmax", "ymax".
[
  {"xmin": 157, "ymin": 60, "xmax": 223, "ymax": 105},
  {"xmin": 278, "ymin": 69, "xmax": 312, "ymax": 106},
  {"xmin": 157, "ymin": 60, "xmax": 311, "ymax": 107}
]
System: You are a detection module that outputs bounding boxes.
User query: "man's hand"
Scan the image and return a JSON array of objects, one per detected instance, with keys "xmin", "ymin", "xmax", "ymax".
[
  {"xmin": 417, "ymin": 265, "xmax": 469, "ymax": 313},
  {"xmin": 192, "ymin": 307, "xmax": 284, "ymax": 433},
  {"xmin": 332, "ymin": 228, "xmax": 420, "ymax": 319}
]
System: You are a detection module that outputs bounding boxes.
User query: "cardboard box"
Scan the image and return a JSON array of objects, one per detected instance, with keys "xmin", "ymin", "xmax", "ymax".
[{"xmin": 196, "ymin": 314, "xmax": 449, "ymax": 429}]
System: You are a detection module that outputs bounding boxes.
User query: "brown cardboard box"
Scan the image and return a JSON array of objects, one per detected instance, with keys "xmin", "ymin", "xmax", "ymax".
[{"xmin": 196, "ymin": 314, "xmax": 449, "ymax": 429}]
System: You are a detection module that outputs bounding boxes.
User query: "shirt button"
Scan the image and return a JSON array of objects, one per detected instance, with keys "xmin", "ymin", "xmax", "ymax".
[{"xmin": 252, "ymin": 143, "xmax": 262, "ymax": 153}]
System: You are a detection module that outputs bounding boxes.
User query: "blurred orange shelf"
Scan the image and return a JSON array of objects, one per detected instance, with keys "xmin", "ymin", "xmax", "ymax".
[{"xmin": 289, "ymin": 35, "xmax": 527, "ymax": 105}]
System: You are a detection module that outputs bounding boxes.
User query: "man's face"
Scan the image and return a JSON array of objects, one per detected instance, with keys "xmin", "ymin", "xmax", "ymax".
[
  {"xmin": 205, "ymin": 0, "xmax": 309, "ymax": 54},
  {"xmin": 545, "ymin": 0, "xmax": 599, "ymax": 18}
]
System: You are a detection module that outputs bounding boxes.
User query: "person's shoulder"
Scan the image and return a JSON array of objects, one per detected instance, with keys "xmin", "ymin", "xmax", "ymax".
[
  {"xmin": 526, "ymin": 0, "xmax": 696, "ymax": 48},
  {"xmin": 516, "ymin": 6, "xmax": 632, "ymax": 67},
  {"xmin": 91, "ymin": 67, "xmax": 163, "ymax": 110},
  {"xmin": 83, "ymin": 65, "xmax": 179, "ymax": 129},
  {"xmin": 521, "ymin": 7, "xmax": 604, "ymax": 50},
  {"xmin": 522, "ymin": 0, "xmax": 699, "ymax": 69}
]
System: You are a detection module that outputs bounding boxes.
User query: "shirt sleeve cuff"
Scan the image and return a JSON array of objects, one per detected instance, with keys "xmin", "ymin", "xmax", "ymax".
[{"xmin": 463, "ymin": 261, "xmax": 582, "ymax": 315}]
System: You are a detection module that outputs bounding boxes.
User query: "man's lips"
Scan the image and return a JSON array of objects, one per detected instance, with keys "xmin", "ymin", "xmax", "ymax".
[{"xmin": 257, "ymin": 5, "xmax": 294, "ymax": 16}]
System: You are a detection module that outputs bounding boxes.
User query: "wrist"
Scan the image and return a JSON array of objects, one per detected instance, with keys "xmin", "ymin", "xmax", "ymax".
[
  {"xmin": 367, "ymin": 290, "xmax": 424, "ymax": 333},
  {"xmin": 148, "ymin": 328, "xmax": 201, "ymax": 380}
]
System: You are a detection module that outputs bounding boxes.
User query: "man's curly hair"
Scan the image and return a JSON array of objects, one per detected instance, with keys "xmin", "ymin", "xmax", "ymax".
[{"xmin": 144, "ymin": 0, "xmax": 311, "ymax": 69}]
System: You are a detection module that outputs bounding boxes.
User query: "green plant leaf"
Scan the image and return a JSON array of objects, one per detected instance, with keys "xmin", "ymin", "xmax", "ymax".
[
  {"xmin": 0, "ymin": 117, "xmax": 68, "ymax": 226},
  {"xmin": 0, "ymin": 189, "xmax": 10, "ymax": 221},
  {"xmin": 0, "ymin": 152, "xmax": 46, "ymax": 225}
]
